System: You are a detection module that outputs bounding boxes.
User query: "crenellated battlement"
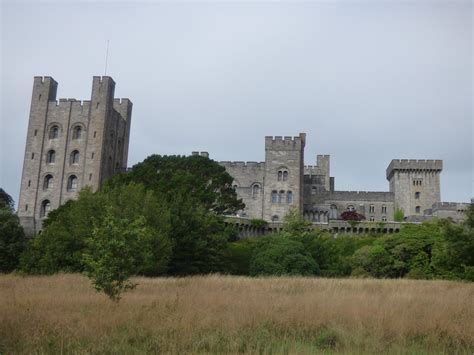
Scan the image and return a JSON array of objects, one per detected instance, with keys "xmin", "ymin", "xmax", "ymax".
[
  {"xmin": 386, "ymin": 159, "xmax": 443, "ymax": 180},
  {"xmin": 432, "ymin": 202, "xmax": 470, "ymax": 210},
  {"xmin": 265, "ymin": 132, "xmax": 306, "ymax": 150},
  {"xmin": 219, "ymin": 161, "xmax": 265, "ymax": 169}
]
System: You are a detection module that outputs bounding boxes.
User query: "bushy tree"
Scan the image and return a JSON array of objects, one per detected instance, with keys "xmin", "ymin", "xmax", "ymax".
[
  {"xmin": 21, "ymin": 184, "xmax": 172, "ymax": 276},
  {"xmin": 82, "ymin": 209, "xmax": 165, "ymax": 301},
  {"xmin": 351, "ymin": 245, "xmax": 397, "ymax": 278},
  {"xmin": 250, "ymin": 235, "xmax": 319, "ymax": 276},
  {"xmin": 0, "ymin": 189, "xmax": 26, "ymax": 272}
]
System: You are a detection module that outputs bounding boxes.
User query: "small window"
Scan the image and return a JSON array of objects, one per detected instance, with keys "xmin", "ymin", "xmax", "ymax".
[
  {"xmin": 370, "ymin": 216, "xmax": 375, "ymax": 222},
  {"xmin": 282, "ymin": 171, "xmax": 288, "ymax": 181},
  {"xmin": 252, "ymin": 184, "xmax": 261, "ymax": 199},
  {"xmin": 49, "ymin": 126, "xmax": 59, "ymax": 139},
  {"xmin": 277, "ymin": 171, "xmax": 283, "ymax": 181},
  {"xmin": 91, "ymin": 152, "xmax": 95, "ymax": 159},
  {"xmin": 34, "ymin": 129, "xmax": 38, "ymax": 136},
  {"xmin": 272, "ymin": 215, "xmax": 279, "ymax": 222},
  {"xmin": 415, "ymin": 206, "xmax": 421, "ymax": 213},
  {"xmin": 382, "ymin": 205, "xmax": 387, "ymax": 213},
  {"xmin": 93, "ymin": 131, "xmax": 97, "ymax": 138},
  {"xmin": 415, "ymin": 192, "xmax": 420, "ymax": 199},
  {"xmin": 67, "ymin": 175, "xmax": 78, "ymax": 191},
  {"xmin": 89, "ymin": 173, "xmax": 92, "ymax": 181},
  {"xmin": 279, "ymin": 190, "xmax": 285, "ymax": 204},
  {"xmin": 46, "ymin": 150, "xmax": 55, "ymax": 164},
  {"xmin": 43, "ymin": 175, "xmax": 53, "ymax": 190},
  {"xmin": 311, "ymin": 186, "xmax": 317, "ymax": 195},
  {"xmin": 25, "ymin": 204, "xmax": 28, "ymax": 211},
  {"xmin": 70, "ymin": 150, "xmax": 80, "ymax": 165},
  {"xmin": 40, "ymin": 200, "xmax": 51, "ymax": 218},
  {"xmin": 382, "ymin": 216, "xmax": 387, "ymax": 222},
  {"xmin": 72, "ymin": 126, "xmax": 82, "ymax": 140},
  {"xmin": 271, "ymin": 190, "xmax": 278, "ymax": 203},
  {"xmin": 347, "ymin": 205, "xmax": 355, "ymax": 212},
  {"xmin": 287, "ymin": 191, "xmax": 293, "ymax": 204},
  {"xmin": 28, "ymin": 180, "xmax": 31, "ymax": 187},
  {"xmin": 31, "ymin": 153, "xmax": 35, "ymax": 159},
  {"xmin": 369, "ymin": 205, "xmax": 375, "ymax": 213}
]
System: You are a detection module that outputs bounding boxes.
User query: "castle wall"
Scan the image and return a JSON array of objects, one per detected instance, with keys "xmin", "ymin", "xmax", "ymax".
[
  {"xmin": 219, "ymin": 161, "xmax": 265, "ymax": 219},
  {"xmin": 18, "ymin": 76, "xmax": 132, "ymax": 236},
  {"xmin": 431, "ymin": 202, "xmax": 470, "ymax": 223}
]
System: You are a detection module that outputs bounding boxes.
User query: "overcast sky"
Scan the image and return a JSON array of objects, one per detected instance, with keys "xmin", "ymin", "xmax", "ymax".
[{"xmin": 1, "ymin": 0, "xmax": 472, "ymax": 206}]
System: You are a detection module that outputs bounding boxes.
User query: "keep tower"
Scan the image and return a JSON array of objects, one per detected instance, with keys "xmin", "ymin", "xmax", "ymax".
[
  {"xmin": 17, "ymin": 76, "xmax": 132, "ymax": 236},
  {"xmin": 262, "ymin": 133, "xmax": 306, "ymax": 222},
  {"xmin": 386, "ymin": 159, "xmax": 442, "ymax": 216}
]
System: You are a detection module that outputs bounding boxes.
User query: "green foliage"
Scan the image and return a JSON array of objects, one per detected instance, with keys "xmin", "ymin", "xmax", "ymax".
[
  {"xmin": 282, "ymin": 208, "xmax": 312, "ymax": 234},
  {"xmin": 0, "ymin": 188, "xmax": 15, "ymax": 211},
  {"xmin": 0, "ymin": 189, "xmax": 26, "ymax": 272},
  {"xmin": 351, "ymin": 245, "xmax": 397, "ymax": 278},
  {"xmin": 394, "ymin": 208, "xmax": 405, "ymax": 222},
  {"xmin": 224, "ymin": 239, "xmax": 256, "ymax": 275},
  {"xmin": 249, "ymin": 235, "xmax": 319, "ymax": 276},
  {"xmin": 249, "ymin": 219, "xmax": 268, "ymax": 229},
  {"xmin": 108, "ymin": 154, "xmax": 244, "ymax": 215},
  {"xmin": 83, "ymin": 209, "xmax": 156, "ymax": 301},
  {"xmin": 21, "ymin": 184, "xmax": 172, "ymax": 276}
]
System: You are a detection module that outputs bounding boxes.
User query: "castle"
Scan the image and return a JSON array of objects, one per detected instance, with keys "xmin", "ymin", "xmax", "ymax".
[
  {"xmin": 17, "ymin": 77, "xmax": 132, "ymax": 236},
  {"xmin": 17, "ymin": 77, "xmax": 469, "ymax": 236}
]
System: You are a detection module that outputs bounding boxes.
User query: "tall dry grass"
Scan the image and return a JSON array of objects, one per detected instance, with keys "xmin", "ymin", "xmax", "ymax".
[{"xmin": 0, "ymin": 274, "xmax": 473, "ymax": 354}]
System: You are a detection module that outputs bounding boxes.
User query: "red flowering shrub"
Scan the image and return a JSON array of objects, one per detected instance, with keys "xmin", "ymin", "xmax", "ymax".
[{"xmin": 340, "ymin": 210, "xmax": 366, "ymax": 221}]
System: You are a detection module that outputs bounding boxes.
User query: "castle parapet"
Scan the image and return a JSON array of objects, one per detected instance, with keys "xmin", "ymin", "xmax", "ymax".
[
  {"xmin": 219, "ymin": 161, "xmax": 265, "ymax": 169},
  {"xmin": 386, "ymin": 159, "xmax": 443, "ymax": 180},
  {"xmin": 265, "ymin": 132, "xmax": 306, "ymax": 150}
]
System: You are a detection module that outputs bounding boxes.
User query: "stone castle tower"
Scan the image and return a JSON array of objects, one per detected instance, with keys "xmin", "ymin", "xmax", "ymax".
[
  {"xmin": 17, "ymin": 76, "xmax": 132, "ymax": 236},
  {"xmin": 386, "ymin": 159, "xmax": 442, "ymax": 216},
  {"xmin": 262, "ymin": 134, "xmax": 306, "ymax": 221}
]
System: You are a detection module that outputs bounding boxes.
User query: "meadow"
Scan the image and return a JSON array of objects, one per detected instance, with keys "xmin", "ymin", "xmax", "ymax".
[{"xmin": 1, "ymin": 274, "xmax": 473, "ymax": 354}]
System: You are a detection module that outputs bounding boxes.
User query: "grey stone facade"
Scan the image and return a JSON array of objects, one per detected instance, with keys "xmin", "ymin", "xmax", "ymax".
[
  {"xmin": 219, "ymin": 133, "xmax": 466, "ymax": 224},
  {"xmin": 18, "ymin": 76, "xmax": 132, "ymax": 236}
]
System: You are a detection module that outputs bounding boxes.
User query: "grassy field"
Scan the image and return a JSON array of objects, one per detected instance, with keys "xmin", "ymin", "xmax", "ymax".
[{"xmin": 0, "ymin": 274, "xmax": 473, "ymax": 354}]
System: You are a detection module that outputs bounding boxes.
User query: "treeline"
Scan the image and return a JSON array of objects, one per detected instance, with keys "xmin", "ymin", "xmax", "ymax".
[{"xmin": 1, "ymin": 155, "xmax": 473, "ymax": 285}]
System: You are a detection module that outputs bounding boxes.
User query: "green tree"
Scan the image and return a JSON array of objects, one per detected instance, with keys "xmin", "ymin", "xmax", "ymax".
[
  {"xmin": 282, "ymin": 208, "xmax": 312, "ymax": 235},
  {"xmin": 82, "ymin": 209, "xmax": 162, "ymax": 301},
  {"xmin": 108, "ymin": 155, "xmax": 244, "ymax": 275},
  {"xmin": 394, "ymin": 208, "xmax": 405, "ymax": 222},
  {"xmin": 250, "ymin": 235, "xmax": 319, "ymax": 276},
  {"xmin": 0, "ymin": 189, "xmax": 26, "ymax": 272},
  {"xmin": 351, "ymin": 245, "xmax": 397, "ymax": 278},
  {"xmin": 21, "ymin": 184, "xmax": 172, "ymax": 276}
]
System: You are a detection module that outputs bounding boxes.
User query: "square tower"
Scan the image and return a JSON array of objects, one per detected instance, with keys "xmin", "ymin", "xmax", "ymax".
[
  {"xmin": 17, "ymin": 76, "xmax": 133, "ymax": 236},
  {"xmin": 386, "ymin": 159, "xmax": 442, "ymax": 217},
  {"xmin": 262, "ymin": 133, "xmax": 306, "ymax": 222}
]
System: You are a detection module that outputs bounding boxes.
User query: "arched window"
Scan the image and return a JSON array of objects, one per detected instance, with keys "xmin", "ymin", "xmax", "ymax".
[
  {"xmin": 271, "ymin": 190, "xmax": 278, "ymax": 203},
  {"xmin": 252, "ymin": 184, "xmax": 261, "ymax": 199},
  {"xmin": 43, "ymin": 175, "xmax": 53, "ymax": 190},
  {"xmin": 40, "ymin": 200, "xmax": 51, "ymax": 217},
  {"xmin": 415, "ymin": 206, "xmax": 421, "ymax": 213},
  {"xmin": 369, "ymin": 205, "xmax": 375, "ymax": 213},
  {"xmin": 49, "ymin": 125, "xmax": 59, "ymax": 139},
  {"xmin": 272, "ymin": 215, "xmax": 279, "ymax": 222},
  {"xmin": 330, "ymin": 205, "xmax": 338, "ymax": 219},
  {"xmin": 370, "ymin": 216, "xmax": 375, "ymax": 222},
  {"xmin": 287, "ymin": 191, "xmax": 293, "ymax": 204},
  {"xmin": 311, "ymin": 186, "xmax": 317, "ymax": 195},
  {"xmin": 382, "ymin": 216, "xmax": 387, "ymax": 221},
  {"xmin": 347, "ymin": 205, "xmax": 355, "ymax": 212},
  {"xmin": 381, "ymin": 205, "xmax": 387, "ymax": 213},
  {"xmin": 70, "ymin": 150, "xmax": 80, "ymax": 165},
  {"xmin": 46, "ymin": 150, "xmax": 55, "ymax": 164},
  {"xmin": 72, "ymin": 126, "xmax": 82, "ymax": 140},
  {"xmin": 67, "ymin": 175, "xmax": 78, "ymax": 191},
  {"xmin": 277, "ymin": 171, "xmax": 283, "ymax": 181},
  {"xmin": 415, "ymin": 192, "xmax": 420, "ymax": 199},
  {"xmin": 279, "ymin": 190, "xmax": 285, "ymax": 204},
  {"xmin": 282, "ymin": 171, "xmax": 288, "ymax": 181}
]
